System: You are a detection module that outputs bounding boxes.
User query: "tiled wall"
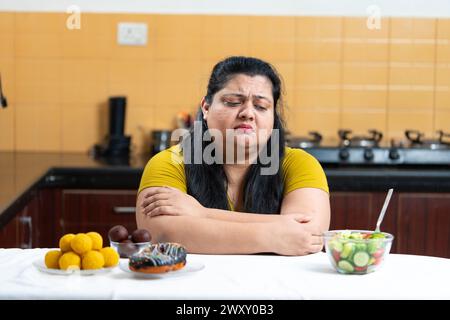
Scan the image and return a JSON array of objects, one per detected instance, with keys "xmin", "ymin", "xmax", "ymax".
[{"xmin": 0, "ymin": 12, "xmax": 449, "ymax": 153}]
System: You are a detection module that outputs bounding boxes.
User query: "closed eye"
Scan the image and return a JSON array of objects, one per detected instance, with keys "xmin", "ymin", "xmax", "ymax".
[
  {"xmin": 224, "ymin": 101, "xmax": 241, "ymax": 107},
  {"xmin": 255, "ymin": 105, "xmax": 267, "ymax": 111}
]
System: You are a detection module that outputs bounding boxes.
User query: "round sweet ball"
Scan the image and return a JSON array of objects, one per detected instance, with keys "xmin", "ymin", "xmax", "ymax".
[
  {"xmin": 70, "ymin": 233, "xmax": 93, "ymax": 255},
  {"xmin": 108, "ymin": 225, "xmax": 129, "ymax": 242},
  {"xmin": 59, "ymin": 233, "xmax": 75, "ymax": 253},
  {"xmin": 45, "ymin": 250, "xmax": 62, "ymax": 269},
  {"xmin": 100, "ymin": 247, "xmax": 120, "ymax": 267},
  {"xmin": 59, "ymin": 252, "xmax": 81, "ymax": 270},
  {"xmin": 86, "ymin": 232, "xmax": 103, "ymax": 250},
  {"xmin": 82, "ymin": 250, "xmax": 105, "ymax": 270},
  {"xmin": 131, "ymin": 229, "xmax": 152, "ymax": 243}
]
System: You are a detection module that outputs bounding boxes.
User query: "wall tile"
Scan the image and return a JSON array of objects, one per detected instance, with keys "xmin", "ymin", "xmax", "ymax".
[
  {"xmin": 341, "ymin": 111, "xmax": 387, "ymax": 135},
  {"xmin": 15, "ymin": 104, "xmax": 61, "ymax": 151},
  {"xmin": 5, "ymin": 13, "xmax": 450, "ymax": 151},
  {"xmin": 0, "ymin": 13, "xmax": 15, "ymax": 58},
  {"xmin": 61, "ymin": 105, "xmax": 101, "ymax": 152},
  {"xmin": 387, "ymin": 109, "xmax": 434, "ymax": 139},
  {"xmin": 15, "ymin": 59, "xmax": 61, "ymax": 104}
]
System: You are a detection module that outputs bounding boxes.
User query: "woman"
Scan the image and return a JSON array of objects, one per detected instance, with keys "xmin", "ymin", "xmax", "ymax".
[{"xmin": 136, "ymin": 56, "xmax": 330, "ymax": 256}]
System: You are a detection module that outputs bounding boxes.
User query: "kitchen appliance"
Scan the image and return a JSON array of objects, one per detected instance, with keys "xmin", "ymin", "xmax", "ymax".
[
  {"xmin": 288, "ymin": 129, "xmax": 450, "ymax": 166},
  {"xmin": 0, "ymin": 73, "xmax": 7, "ymax": 108},
  {"xmin": 151, "ymin": 130, "xmax": 172, "ymax": 155},
  {"xmin": 287, "ymin": 131, "xmax": 322, "ymax": 149},
  {"xmin": 92, "ymin": 96, "xmax": 131, "ymax": 160}
]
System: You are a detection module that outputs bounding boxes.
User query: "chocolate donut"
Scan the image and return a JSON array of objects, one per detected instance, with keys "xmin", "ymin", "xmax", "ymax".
[{"xmin": 128, "ymin": 242, "xmax": 187, "ymax": 273}]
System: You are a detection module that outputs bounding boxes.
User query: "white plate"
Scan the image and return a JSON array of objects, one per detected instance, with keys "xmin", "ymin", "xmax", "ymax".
[
  {"xmin": 119, "ymin": 259, "xmax": 205, "ymax": 278},
  {"xmin": 33, "ymin": 259, "xmax": 116, "ymax": 276}
]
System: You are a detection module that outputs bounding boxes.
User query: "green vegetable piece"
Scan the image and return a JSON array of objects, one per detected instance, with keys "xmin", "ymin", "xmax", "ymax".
[
  {"xmin": 349, "ymin": 232, "xmax": 363, "ymax": 240},
  {"xmin": 368, "ymin": 257, "xmax": 376, "ymax": 265},
  {"xmin": 368, "ymin": 241, "xmax": 380, "ymax": 254},
  {"xmin": 353, "ymin": 251, "xmax": 370, "ymax": 267},
  {"xmin": 329, "ymin": 240, "xmax": 343, "ymax": 252},
  {"xmin": 337, "ymin": 260, "xmax": 354, "ymax": 273},
  {"xmin": 370, "ymin": 232, "xmax": 386, "ymax": 239},
  {"xmin": 355, "ymin": 243, "xmax": 367, "ymax": 252},
  {"xmin": 340, "ymin": 242, "xmax": 355, "ymax": 259}
]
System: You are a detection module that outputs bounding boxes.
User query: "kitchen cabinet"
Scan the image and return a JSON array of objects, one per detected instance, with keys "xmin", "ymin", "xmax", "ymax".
[
  {"xmin": 0, "ymin": 189, "xmax": 137, "ymax": 248},
  {"xmin": 0, "ymin": 191, "xmax": 39, "ymax": 248},
  {"xmin": 396, "ymin": 194, "xmax": 450, "ymax": 258},
  {"xmin": 61, "ymin": 189, "xmax": 138, "ymax": 242},
  {"xmin": 330, "ymin": 192, "xmax": 450, "ymax": 258}
]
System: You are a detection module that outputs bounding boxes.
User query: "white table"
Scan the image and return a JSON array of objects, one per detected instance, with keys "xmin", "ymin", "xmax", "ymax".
[{"xmin": 0, "ymin": 249, "xmax": 449, "ymax": 300}]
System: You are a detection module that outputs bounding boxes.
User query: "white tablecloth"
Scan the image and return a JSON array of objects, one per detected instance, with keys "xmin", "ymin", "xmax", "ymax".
[{"xmin": 0, "ymin": 249, "xmax": 449, "ymax": 300}]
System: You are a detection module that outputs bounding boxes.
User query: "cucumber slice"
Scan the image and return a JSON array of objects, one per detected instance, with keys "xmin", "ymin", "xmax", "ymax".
[
  {"xmin": 340, "ymin": 242, "xmax": 354, "ymax": 259},
  {"xmin": 368, "ymin": 240, "xmax": 380, "ymax": 254},
  {"xmin": 329, "ymin": 240, "xmax": 343, "ymax": 252},
  {"xmin": 353, "ymin": 251, "xmax": 370, "ymax": 267},
  {"xmin": 337, "ymin": 260, "xmax": 354, "ymax": 273}
]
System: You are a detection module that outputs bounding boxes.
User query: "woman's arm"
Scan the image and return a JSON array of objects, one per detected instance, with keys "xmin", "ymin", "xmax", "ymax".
[
  {"xmin": 136, "ymin": 189, "xmax": 322, "ymax": 255},
  {"xmin": 140, "ymin": 186, "xmax": 310, "ymax": 223},
  {"xmin": 280, "ymin": 187, "xmax": 330, "ymax": 233}
]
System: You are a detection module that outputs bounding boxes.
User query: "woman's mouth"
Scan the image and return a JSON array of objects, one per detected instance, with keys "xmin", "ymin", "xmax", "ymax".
[{"xmin": 234, "ymin": 124, "xmax": 255, "ymax": 134}]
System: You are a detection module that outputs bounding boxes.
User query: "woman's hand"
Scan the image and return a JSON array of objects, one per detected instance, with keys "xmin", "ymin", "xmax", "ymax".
[
  {"xmin": 269, "ymin": 214, "xmax": 324, "ymax": 256},
  {"xmin": 141, "ymin": 186, "xmax": 207, "ymax": 218}
]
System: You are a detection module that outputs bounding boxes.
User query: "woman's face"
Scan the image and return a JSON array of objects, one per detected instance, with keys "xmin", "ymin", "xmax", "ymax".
[{"xmin": 201, "ymin": 74, "xmax": 275, "ymax": 160}]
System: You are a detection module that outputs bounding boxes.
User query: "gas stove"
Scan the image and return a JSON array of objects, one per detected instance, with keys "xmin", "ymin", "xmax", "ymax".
[{"xmin": 287, "ymin": 129, "xmax": 450, "ymax": 166}]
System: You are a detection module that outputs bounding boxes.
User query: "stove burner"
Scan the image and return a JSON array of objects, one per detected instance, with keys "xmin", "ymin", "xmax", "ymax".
[
  {"xmin": 288, "ymin": 131, "xmax": 322, "ymax": 149},
  {"xmin": 405, "ymin": 130, "xmax": 450, "ymax": 150},
  {"xmin": 338, "ymin": 129, "xmax": 383, "ymax": 148}
]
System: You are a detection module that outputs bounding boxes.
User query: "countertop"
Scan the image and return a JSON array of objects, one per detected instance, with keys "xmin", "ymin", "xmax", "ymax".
[
  {"xmin": 0, "ymin": 249, "xmax": 449, "ymax": 299},
  {"xmin": 1, "ymin": 151, "xmax": 450, "ymax": 228}
]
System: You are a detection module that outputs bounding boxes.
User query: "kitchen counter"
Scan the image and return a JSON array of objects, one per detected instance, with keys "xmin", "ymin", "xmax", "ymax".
[
  {"xmin": 1, "ymin": 151, "xmax": 450, "ymax": 228},
  {"xmin": 0, "ymin": 249, "xmax": 449, "ymax": 299}
]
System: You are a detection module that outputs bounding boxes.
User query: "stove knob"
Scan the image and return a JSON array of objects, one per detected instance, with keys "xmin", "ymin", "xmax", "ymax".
[
  {"xmin": 339, "ymin": 149, "xmax": 350, "ymax": 160},
  {"xmin": 364, "ymin": 149, "xmax": 374, "ymax": 161},
  {"xmin": 389, "ymin": 148, "xmax": 400, "ymax": 160}
]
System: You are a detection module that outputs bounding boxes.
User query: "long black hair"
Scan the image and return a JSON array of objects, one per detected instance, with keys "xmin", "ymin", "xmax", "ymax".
[{"xmin": 182, "ymin": 56, "xmax": 286, "ymax": 214}]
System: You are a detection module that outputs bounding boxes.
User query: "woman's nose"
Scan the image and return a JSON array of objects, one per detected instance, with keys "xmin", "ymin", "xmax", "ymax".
[{"xmin": 238, "ymin": 102, "xmax": 255, "ymax": 120}]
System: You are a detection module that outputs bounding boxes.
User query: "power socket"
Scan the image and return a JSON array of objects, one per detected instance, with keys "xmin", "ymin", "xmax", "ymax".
[{"xmin": 117, "ymin": 22, "xmax": 148, "ymax": 46}]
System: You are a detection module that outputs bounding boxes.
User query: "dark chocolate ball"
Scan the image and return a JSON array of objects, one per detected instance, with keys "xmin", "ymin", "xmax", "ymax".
[
  {"xmin": 108, "ymin": 225, "xmax": 129, "ymax": 242},
  {"xmin": 131, "ymin": 229, "xmax": 152, "ymax": 243}
]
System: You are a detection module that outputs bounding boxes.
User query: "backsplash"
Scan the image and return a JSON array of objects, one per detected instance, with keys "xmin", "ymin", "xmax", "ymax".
[{"xmin": 0, "ymin": 12, "xmax": 449, "ymax": 153}]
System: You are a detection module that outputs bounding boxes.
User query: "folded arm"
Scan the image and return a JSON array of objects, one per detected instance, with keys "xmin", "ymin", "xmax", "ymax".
[{"xmin": 135, "ymin": 187, "xmax": 326, "ymax": 255}]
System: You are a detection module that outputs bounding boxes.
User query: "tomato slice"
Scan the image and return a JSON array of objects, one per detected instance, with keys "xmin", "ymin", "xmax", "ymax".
[
  {"xmin": 373, "ymin": 248, "xmax": 385, "ymax": 259},
  {"xmin": 332, "ymin": 250, "xmax": 341, "ymax": 262},
  {"xmin": 354, "ymin": 266, "xmax": 367, "ymax": 272}
]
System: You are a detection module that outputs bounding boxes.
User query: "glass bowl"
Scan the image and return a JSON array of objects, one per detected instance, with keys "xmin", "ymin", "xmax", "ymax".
[
  {"xmin": 110, "ymin": 241, "xmax": 151, "ymax": 258},
  {"xmin": 323, "ymin": 230, "xmax": 394, "ymax": 275}
]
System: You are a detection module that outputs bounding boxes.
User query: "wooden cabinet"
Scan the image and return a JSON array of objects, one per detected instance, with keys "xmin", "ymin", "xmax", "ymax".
[
  {"xmin": 0, "ymin": 189, "xmax": 137, "ymax": 248},
  {"xmin": 396, "ymin": 194, "xmax": 450, "ymax": 258},
  {"xmin": 61, "ymin": 189, "xmax": 138, "ymax": 242},
  {"xmin": 0, "ymin": 191, "xmax": 39, "ymax": 248},
  {"xmin": 330, "ymin": 192, "xmax": 450, "ymax": 258}
]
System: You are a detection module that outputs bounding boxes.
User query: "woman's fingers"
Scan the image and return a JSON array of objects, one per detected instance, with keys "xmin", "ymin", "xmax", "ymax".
[
  {"xmin": 308, "ymin": 244, "xmax": 324, "ymax": 254},
  {"xmin": 143, "ymin": 199, "xmax": 171, "ymax": 215},
  {"xmin": 142, "ymin": 194, "xmax": 170, "ymax": 208},
  {"xmin": 144, "ymin": 186, "xmax": 173, "ymax": 198},
  {"xmin": 149, "ymin": 206, "xmax": 176, "ymax": 217},
  {"xmin": 311, "ymin": 234, "xmax": 324, "ymax": 246}
]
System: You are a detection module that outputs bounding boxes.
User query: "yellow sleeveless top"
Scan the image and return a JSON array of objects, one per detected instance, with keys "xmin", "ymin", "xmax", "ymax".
[{"xmin": 138, "ymin": 145, "xmax": 329, "ymax": 210}]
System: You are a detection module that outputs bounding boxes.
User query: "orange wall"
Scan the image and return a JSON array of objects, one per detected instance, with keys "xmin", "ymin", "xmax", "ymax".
[{"xmin": 0, "ymin": 12, "xmax": 449, "ymax": 153}]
